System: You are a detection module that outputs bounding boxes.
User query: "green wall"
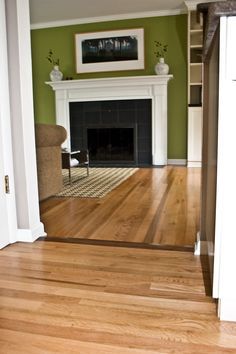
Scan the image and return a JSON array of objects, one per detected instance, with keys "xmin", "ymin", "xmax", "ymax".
[{"xmin": 31, "ymin": 15, "xmax": 187, "ymax": 159}]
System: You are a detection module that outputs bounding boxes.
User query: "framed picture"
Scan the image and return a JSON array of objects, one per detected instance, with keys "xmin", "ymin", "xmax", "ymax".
[{"xmin": 75, "ymin": 28, "xmax": 144, "ymax": 73}]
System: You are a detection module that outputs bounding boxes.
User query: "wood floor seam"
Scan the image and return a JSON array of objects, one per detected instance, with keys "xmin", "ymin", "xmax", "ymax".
[{"xmin": 39, "ymin": 237, "xmax": 194, "ymax": 252}]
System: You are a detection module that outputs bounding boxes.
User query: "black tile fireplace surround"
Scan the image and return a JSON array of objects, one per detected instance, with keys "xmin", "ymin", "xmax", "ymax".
[{"xmin": 69, "ymin": 99, "xmax": 152, "ymax": 166}]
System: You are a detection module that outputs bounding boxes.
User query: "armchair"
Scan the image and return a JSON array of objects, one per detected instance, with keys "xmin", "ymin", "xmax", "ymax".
[{"xmin": 35, "ymin": 123, "xmax": 67, "ymax": 201}]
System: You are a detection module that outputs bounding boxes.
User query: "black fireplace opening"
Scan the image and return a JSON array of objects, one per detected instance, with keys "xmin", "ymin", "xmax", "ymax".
[{"xmin": 87, "ymin": 127, "xmax": 136, "ymax": 164}]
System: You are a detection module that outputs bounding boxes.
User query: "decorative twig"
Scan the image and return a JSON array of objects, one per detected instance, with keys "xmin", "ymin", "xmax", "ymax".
[
  {"xmin": 46, "ymin": 49, "xmax": 60, "ymax": 66},
  {"xmin": 154, "ymin": 41, "xmax": 168, "ymax": 59}
]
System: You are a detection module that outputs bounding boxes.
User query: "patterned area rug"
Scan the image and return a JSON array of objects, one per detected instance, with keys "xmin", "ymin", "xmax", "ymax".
[{"xmin": 55, "ymin": 167, "xmax": 139, "ymax": 198}]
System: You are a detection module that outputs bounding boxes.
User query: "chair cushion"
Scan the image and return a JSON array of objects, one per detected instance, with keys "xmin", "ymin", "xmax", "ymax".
[{"xmin": 70, "ymin": 158, "xmax": 79, "ymax": 167}]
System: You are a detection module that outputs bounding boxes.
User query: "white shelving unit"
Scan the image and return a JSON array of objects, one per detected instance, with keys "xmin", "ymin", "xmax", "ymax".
[{"xmin": 185, "ymin": 1, "xmax": 203, "ymax": 167}]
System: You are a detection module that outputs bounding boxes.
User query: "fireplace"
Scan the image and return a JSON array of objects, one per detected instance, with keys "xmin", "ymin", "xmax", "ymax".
[
  {"xmin": 69, "ymin": 99, "xmax": 152, "ymax": 166},
  {"xmin": 46, "ymin": 75, "xmax": 173, "ymax": 165},
  {"xmin": 87, "ymin": 127, "xmax": 136, "ymax": 164}
]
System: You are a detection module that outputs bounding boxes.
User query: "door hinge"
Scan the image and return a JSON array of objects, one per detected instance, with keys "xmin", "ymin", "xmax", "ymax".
[{"xmin": 5, "ymin": 175, "xmax": 10, "ymax": 194}]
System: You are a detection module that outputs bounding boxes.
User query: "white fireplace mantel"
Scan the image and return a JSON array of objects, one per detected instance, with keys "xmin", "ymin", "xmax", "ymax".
[{"xmin": 46, "ymin": 75, "xmax": 173, "ymax": 165}]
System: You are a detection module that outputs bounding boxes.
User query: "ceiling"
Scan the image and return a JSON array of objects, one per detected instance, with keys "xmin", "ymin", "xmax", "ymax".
[{"xmin": 29, "ymin": 0, "xmax": 189, "ymax": 27}]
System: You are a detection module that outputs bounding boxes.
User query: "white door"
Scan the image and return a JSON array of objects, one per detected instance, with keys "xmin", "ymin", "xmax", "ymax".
[
  {"xmin": 0, "ymin": 136, "xmax": 11, "ymax": 249},
  {"xmin": 0, "ymin": 0, "xmax": 17, "ymax": 249},
  {"xmin": 213, "ymin": 16, "xmax": 236, "ymax": 321}
]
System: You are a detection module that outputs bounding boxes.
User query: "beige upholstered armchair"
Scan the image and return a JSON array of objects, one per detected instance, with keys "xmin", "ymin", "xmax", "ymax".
[{"xmin": 35, "ymin": 123, "xmax": 67, "ymax": 201}]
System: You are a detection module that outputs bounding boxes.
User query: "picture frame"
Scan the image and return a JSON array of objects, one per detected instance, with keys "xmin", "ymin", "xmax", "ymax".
[{"xmin": 75, "ymin": 28, "xmax": 144, "ymax": 73}]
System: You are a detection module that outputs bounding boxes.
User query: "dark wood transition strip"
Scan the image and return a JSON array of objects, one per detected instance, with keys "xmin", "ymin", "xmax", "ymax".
[{"xmin": 38, "ymin": 236, "xmax": 194, "ymax": 252}]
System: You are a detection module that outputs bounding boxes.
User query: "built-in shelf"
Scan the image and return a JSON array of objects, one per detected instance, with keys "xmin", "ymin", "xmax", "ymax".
[
  {"xmin": 190, "ymin": 47, "xmax": 203, "ymax": 63},
  {"xmin": 190, "ymin": 44, "xmax": 203, "ymax": 48},
  {"xmin": 185, "ymin": 2, "xmax": 203, "ymax": 167},
  {"xmin": 190, "ymin": 7, "xmax": 203, "ymax": 30},
  {"xmin": 188, "ymin": 9, "xmax": 203, "ymax": 106},
  {"xmin": 190, "ymin": 63, "xmax": 202, "ymax": 84},
  {"xmin": 190, "ymin": 31, "xmax": 203, "ymax": 46},
  {"xmin": 190, "ymin": 29, "xmax": 203, "ymax": 33}
]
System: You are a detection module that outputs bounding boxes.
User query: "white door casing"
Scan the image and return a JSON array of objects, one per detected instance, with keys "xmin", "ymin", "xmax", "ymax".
[
  {"xmin": 0, "ymin": 0, "xmax": 45, "ymax": 247},
  {"xmin": 214, "ymin": 16, "xmax": 236, "ymax": 321},
  {"xmin": 0, "ymin": 0, "xmax": 17, "ymax": 248}
]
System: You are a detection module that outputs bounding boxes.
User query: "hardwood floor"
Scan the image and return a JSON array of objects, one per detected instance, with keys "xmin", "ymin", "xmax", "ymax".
[
  {"xmin": 0, "ymin": 241, "xmax": 236, "ymax": 353},
  {"xmin": 40, "ymin": 166, "xmax": 201, "ymax": 247}
]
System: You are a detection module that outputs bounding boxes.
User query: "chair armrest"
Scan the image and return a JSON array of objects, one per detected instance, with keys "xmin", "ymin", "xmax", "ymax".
[
  {"xmin": 35, "ymin": 124, "xmax": 67, "ymax": 147},
  {"xmin": 71, "ymin": 150, "xmax": 89, "ymax": 164}
]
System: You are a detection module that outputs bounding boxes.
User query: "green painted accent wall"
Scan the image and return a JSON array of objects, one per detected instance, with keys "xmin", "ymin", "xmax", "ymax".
[{"xmin": 31, "ymin": 15, "xmax": 187, "ymax": 159}]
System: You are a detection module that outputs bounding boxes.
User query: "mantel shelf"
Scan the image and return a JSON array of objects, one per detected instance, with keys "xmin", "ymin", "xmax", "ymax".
[{"xmin": 46, "ymin": 75, "xmax": 173, "ymax": 91}]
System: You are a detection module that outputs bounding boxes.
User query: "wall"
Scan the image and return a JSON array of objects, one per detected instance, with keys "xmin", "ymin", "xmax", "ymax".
[
  {"xmin": 201, "ymin": 28, "xmax": 219, "ymax": 287},
  {"xmin": 31, "ymin": 15, "xmax": 187, "ymax": 159}
]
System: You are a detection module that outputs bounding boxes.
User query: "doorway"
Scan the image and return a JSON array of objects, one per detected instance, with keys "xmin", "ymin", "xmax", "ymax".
[{"xmin": 39, "ymin": 165, "xmax": 201, "ymax": 250}]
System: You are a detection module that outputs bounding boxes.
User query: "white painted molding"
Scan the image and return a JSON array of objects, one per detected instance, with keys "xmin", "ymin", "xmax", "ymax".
[
  {"xmin": 31, "ymin": 9, "xmax": 186, "ymax": 30},
  {"xmin": 212, "ymin": 16, "xmax": 227, "ymax": 301},
  {"xmin": 6, "ymin": 0, "xmax": 45, "ymax": 243},
  {"xmin": 184, "ymin": 0, "xmax": 225, "ymax": 11},
  {"xmin": 0, "ymin": 0, "xmax": 18, "ymax": 247},
  {"xmin": 187, "ymin": 106, "xmax": 202, "ymax": 168},
  {"xmin": 17, "ymin": 222, "xmax": 46, "ymax": 242},
  {"xmin": 187, "ymin": 161, "xmax": 202, "ymax": 167},
  {"xmin": 218, "ymin": 299, "xmax": 236, "ymax": 322},
  {"xmin": 194, "ymin": 231, "xmax": 208, "ymax": 255},
  {"xmin": 46, "ymin": 75, "xmax": 173, "ymax": 166},
  {"xmin": 184, "ymin": 0, "xmax": 205, "ymax": 11},
  {"xmin": 168, "ymin": 159, "xmax": 187, "ymax": 165},
  {"xmin": 213, "ymin": 17, "xmax": 236, "ymax": 322}
]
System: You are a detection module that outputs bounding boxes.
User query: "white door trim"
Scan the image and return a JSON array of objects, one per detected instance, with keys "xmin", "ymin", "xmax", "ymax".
[
  {"xmin": 0, "ymin": 0, "xmax": 45, "ymax": 247},
  {"xmin": 0, "ymin": 0, "xmax": 18, "ymax": 248},
  {"xmin": 213, "ymin": 16, "xmax": 236, "ymax": 322}
]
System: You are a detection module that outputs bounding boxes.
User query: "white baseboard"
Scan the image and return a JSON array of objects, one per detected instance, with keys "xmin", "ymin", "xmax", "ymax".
[
  {"xmin": 17, "ymin": 222, "xmax": 46, "ymax": 242},
  {"xmin": 167, "ymin": 159, "xmax": 187, "ymax": 166},
  {"xmin": 187, "ymin": 161, "xmax": 202, "ymax": 167},
  {"xmin": 194, "ymin": 231, "xmax": 208, "ymax": 255},
  {"xmin": 218, "ymin": 299, "xmax": 236, "ymax": 322}
]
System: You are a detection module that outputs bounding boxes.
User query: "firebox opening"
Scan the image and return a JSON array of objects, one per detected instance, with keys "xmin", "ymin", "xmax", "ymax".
[{"xmin": 87, "ymin": 127, "xmax": 136, "ymax": 164}]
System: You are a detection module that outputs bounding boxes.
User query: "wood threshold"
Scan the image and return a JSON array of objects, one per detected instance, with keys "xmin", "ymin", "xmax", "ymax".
[{"xmin": 39, "ymin": 236, "xmax": 194, "ymax": 252}]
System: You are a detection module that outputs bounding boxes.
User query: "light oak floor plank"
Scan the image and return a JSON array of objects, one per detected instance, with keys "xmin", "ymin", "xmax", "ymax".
[{"xmin": 0, "ymin": 241, "xmax": 236, "ymax": 353}]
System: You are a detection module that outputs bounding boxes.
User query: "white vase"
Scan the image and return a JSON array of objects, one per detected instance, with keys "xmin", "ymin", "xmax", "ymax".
[
  {"xmin": 50, "ymin": 65, "xmax": 63, "ymax": 81},
  {"xmin": 154, "ymin": 57, "xmax": 169, "ymax": 75}
]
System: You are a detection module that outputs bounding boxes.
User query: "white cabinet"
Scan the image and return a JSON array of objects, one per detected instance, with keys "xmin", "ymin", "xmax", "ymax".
[{"xmin": 187, "ymin": 106, "xmax": 202, "ymax": 167}]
